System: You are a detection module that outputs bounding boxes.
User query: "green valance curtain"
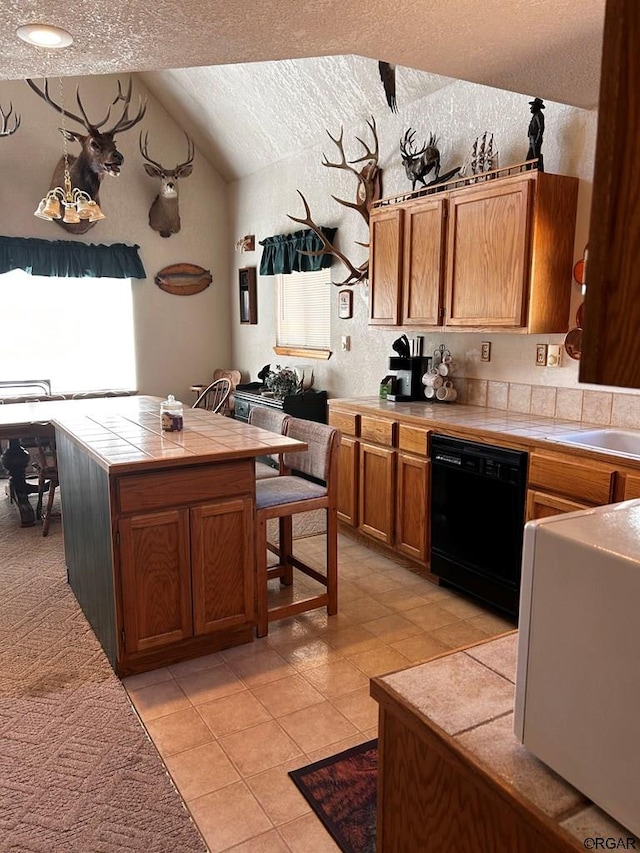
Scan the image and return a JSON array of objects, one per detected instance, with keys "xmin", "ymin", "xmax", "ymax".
[
  {"xmin": 0, "ymin": 236, "xmax": 147, "ymax": 279},
  {"xmin": 259, "ymin": 227, "xmax": 337, "ymax": 275}
]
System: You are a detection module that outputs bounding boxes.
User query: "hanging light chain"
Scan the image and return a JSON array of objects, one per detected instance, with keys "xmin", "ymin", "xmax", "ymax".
[{"xmin": 58, "ymin": 77, "xmax": 73, "ymax": 201}]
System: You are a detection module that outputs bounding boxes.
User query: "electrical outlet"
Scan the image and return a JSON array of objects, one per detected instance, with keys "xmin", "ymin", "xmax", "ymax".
[
  {"xmin": 536, "ymin": 344, "xmax": 548, "ymax": 366},
  {"xmin": 341, "ymin": 335, "xmax": 350, "ymax": 352},
  {"xmin": 547, "ymin": 344, "xmax": 562, "ymax": 367},
  {"xmin": 480, "ymin": 341, "xmax": 491, "ymax": 362}
]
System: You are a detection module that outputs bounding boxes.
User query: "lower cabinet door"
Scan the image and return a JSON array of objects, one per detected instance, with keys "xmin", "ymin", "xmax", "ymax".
[
  {"xmin": 119, "ymin": 508, "xmax": 193, "ymax": 654},
  {"xmin": 525, "ymin": 489, "xmax": 591, "ymax": 521},
  {"xmin": 191, "ymin": 497, "xmax": 255, "ymax": 634},
  {"xmin": 337, "ymin": 436, "xmax": 359, "ymax": 526},
  {"xmin": 359, "ymin": 442, "xmax": 396, "ymax": 544},
  {"xmin": 396, "ymin": 453, "xmax": 430, "ymax": 564}
]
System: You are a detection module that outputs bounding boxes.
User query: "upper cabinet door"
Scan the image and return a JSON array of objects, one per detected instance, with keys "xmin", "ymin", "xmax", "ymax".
[
  {"xmin": 445, "ymin": 178, "xmax": 532, "ymax": 328},
  {"xmin": 369, "ymin": 206, "xmax": 404, "ymax": 325},
  {"xmin": 401, "ymin": 197, "xmax": 447, "ymax": 326}
]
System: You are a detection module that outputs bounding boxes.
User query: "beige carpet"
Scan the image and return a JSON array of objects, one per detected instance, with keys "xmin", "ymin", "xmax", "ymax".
[{"xmin": 0, "ymin": 485, "xmax": 207, "ymax": 852}]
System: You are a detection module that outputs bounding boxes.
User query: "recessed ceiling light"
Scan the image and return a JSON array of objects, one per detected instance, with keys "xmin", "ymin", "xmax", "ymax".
[{"xmin": 16, "ymin": 24, "xmax": 73, "ymax": 49}]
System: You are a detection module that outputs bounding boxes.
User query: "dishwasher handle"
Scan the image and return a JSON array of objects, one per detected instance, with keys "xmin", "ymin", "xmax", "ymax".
[{"xmin": 433, "ymin": 452, "xmax": 463, "ymax": 467}]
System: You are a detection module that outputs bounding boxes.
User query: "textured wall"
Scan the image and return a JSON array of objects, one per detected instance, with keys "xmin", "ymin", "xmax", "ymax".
[
  {"xmin": 0, "ymin": 74, "xmax": 230, "ymax": 405},
  {"xmin": 229, "ymin": 78, "xmax": 627, "ymax": 400}
]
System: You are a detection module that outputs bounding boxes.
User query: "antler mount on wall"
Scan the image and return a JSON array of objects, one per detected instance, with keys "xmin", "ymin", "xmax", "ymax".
[{"xmin": 288, "ymin": 117, "xmax": 382, "ymax": 286}]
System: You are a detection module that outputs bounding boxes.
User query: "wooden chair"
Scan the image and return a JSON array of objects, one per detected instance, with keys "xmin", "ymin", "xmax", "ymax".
[
  {"xmin": 248, "ymin": 407, "xmax": 290, "ymax": 479},
  {"xmin": 34, "ymin": 436, "xmax": 59, "ymax": 536},
  {"xmin": 254, "ymin": 417, "xmax": 340, "ymax": 637},
  {"xmin": 192, "ymin": 378, "xmax": 232, "ymax": 413},
  {"xmin": 213, "ymin": 368, "xmax": 242, "ymax": 416}
]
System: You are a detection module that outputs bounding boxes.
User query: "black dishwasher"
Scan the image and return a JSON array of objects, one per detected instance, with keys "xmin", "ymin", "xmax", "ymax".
[{"xmin": 430, "ymin": 434, "xmax": 528, "ymax": 617}]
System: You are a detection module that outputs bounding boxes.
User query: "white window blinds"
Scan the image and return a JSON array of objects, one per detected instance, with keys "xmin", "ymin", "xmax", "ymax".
[{"xmin": 275, "ymin": 269, "xmax": 331, "ymax": 350}]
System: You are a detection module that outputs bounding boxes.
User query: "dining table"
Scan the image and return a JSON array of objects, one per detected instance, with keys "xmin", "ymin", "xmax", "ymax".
[{"xmin": 0, "ymin": 400, "xmax": 59, "ymax": 526}]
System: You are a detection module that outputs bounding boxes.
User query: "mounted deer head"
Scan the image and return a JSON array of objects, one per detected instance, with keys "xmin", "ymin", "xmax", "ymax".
[
  {"xmin": 139, "ymin": 131, "xmax": 194, "ymax": 237},
  {"xmin": 400, "ymin": 128, "xmax": 440, "ymax": 190},
  {"xmin": 0, "ymin": 102, "xmax": 20, "ymax": 137},
  {"xmin": 288, "ymin": 117, "xmax": 382, "ymax": 286},
  {"xmin": 26, "ymin": 77, "xmax": 146, "ymax": 234}
]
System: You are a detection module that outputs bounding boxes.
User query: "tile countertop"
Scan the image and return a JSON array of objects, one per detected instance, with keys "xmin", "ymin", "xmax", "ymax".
[
  {"xmin": 0, "ymin": 395, "xmax": 306, "ymax": 475},
  {"xmin": 375, "ymin": 633, "xmax": 640, "ymax": 847},
  {"xmin": 329, "ymin": 397, "xmax": 640, "ymax": 467}
]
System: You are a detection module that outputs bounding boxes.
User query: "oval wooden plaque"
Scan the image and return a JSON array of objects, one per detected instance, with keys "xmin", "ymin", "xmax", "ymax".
[{"xmin": 154, "ymin": 263, "xmax": 212, "ymax": 295}]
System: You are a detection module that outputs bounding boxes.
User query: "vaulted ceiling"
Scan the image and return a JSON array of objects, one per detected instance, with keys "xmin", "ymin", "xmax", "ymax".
[{"xmin": 2, "ymin": 0, "xmax": 606, "ymax": 181}]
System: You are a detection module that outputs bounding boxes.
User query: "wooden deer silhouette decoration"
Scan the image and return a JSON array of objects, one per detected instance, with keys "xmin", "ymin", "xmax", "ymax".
[
  {"xmin": 26, "ymin": 77, "xmax": 146, "ymax": 234},
  {"xmin": 139, "ymin": 131, "xmax": 195, "ymax": 237}
]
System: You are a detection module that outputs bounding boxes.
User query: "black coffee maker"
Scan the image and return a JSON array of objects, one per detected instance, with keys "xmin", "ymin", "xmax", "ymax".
[{"xmin": 387, "ymin": 336, "xmax": 431, "ymax": 402}]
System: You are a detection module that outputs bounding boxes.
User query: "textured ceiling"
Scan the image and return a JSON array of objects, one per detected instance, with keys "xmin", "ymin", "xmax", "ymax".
[{"xmin": 1, "ymin": 0, "xmax": 606, "ymax": 181}]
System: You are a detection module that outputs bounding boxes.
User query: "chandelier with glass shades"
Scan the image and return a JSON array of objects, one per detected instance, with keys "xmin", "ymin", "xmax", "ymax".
[{"xmin": 34, "ymin": 78, "xmax": 105, "ymax": 225}]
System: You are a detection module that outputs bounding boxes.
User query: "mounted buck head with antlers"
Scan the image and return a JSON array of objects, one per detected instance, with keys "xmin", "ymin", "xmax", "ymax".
[
  {"xmin": 139, "ymin": 131, "xmax": 195, "ymax": 237},
  {"xmin": 288, "ymin": 117, "xmax": 382, "ymax": 286},
  {"xmin": 26, "ymin": 77, "xmax": 146, "ymax": 234},
  {"xmin": 0, "ymin": 102, "xmax": 20, "ymax": 137}
]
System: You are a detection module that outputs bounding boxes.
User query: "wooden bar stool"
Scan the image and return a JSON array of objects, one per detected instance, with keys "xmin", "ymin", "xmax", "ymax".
[
  {"xmin": 248, "ymin": 407, "xmax": 290, "ymax": 479},
  {"xmin": 254, "ymin": 418, "xmax": 340, "ymax": 637}
]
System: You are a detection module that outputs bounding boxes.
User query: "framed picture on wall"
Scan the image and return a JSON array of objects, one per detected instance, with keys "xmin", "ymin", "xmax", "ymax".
[
  {"xmin": 239, "ymin": 267, "xmax": 257, "ymax": 324},
  {"xmin": 338, "ymin": 289, "xmax": 353, "ymax": 319}
]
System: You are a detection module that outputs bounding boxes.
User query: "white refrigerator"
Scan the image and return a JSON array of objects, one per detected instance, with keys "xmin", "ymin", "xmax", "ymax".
[{"xmin": 514, "ymin": 499, "xmax": 640, "ymax": 837}]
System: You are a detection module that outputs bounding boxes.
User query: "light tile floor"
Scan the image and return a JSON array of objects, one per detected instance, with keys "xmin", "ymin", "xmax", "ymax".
[{"xmin": 124, "ymin": 533, "xmax": 515, "ymax": 852}]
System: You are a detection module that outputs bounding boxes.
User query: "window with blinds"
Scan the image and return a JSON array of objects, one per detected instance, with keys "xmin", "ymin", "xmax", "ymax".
[{"xmin": 275, "ymin": 269, "xmax": 331, "ymax": 356}]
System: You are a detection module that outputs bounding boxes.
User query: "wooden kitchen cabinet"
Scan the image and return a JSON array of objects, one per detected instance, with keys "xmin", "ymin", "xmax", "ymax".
[
  {"xmin": 190, "ymin": 498, "xmax": 255, "ymax": 635},
  {"xmin": 396, "ymin": 452, "xmax": 430, "ymax": 562},
  {"xmin": 336, "ymin": 435, "xmax": 359, "ymax": 526},
  {"xmin": 395, "ymin": 423, "xmax": 431, "ymax": 563},
  {"xmin": 329, "ymin": 409, "xmax": 360, "ymax": 527},
  {"xmin": 368, "ymin": 206, "xmax": 404, "ymax": 325},
  {"xmin": 330, "ymin": 406, "xmax": 432, "ymax": 567},
  {"xmin": 118, "ymin": 476, "xmax": 255, "ymax": 660},
  {"xmin": 401, "ymin": 196, "xmax": 447, "ymax": 326},
  {"xmin": 526, "ymin": 490, "xmax": 591, "ymax": 521},
  {"xmin": 446, "ymin": 178, "xmax": 531, "ymax": 328},
  {"xmin": 621, "ymin": 472, "xmax": 640, "ymax": 500},
  {"xmin": 120, "ymin": 508, "xmax": 193, "ymax": 654},
  {"xmin": 369, "ymin": 169, "xmax": 578, "ymax": 333},
  {"xmin": 359, "ymin": 441, "xmax": 396, "ymax": 544},
  {"xmin": 371, "ymin": 638, "xmax": 586, "ymax": 853},
  {"xmin": 526, "ymin": 451, "xmax": 615, "ymax": 521}
]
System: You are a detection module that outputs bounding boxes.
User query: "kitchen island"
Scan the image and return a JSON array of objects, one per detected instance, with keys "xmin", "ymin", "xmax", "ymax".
[
  {"xmin": 371, "ymin": 632, "xmax": 639, "ymax": 851},
  {"xmin": 3, "ymin": 396, "xmax": 306, "ymax": 675}
]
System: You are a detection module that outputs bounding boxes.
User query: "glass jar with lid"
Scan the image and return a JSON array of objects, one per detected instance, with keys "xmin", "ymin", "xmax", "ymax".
[{"xmin": 160, "ymin": 394, "xmax": 184, "ymax": 431}]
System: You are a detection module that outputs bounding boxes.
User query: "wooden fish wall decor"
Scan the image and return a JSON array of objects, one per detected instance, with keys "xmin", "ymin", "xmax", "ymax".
[{"xmin": 154, "ymin": 262, "xmax": 212, "ymax": 295}]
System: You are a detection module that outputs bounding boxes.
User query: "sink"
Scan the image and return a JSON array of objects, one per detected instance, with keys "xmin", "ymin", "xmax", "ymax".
[{"xmin": 545, "ymin": 428, "xmax": 640, "ymax": 459}]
